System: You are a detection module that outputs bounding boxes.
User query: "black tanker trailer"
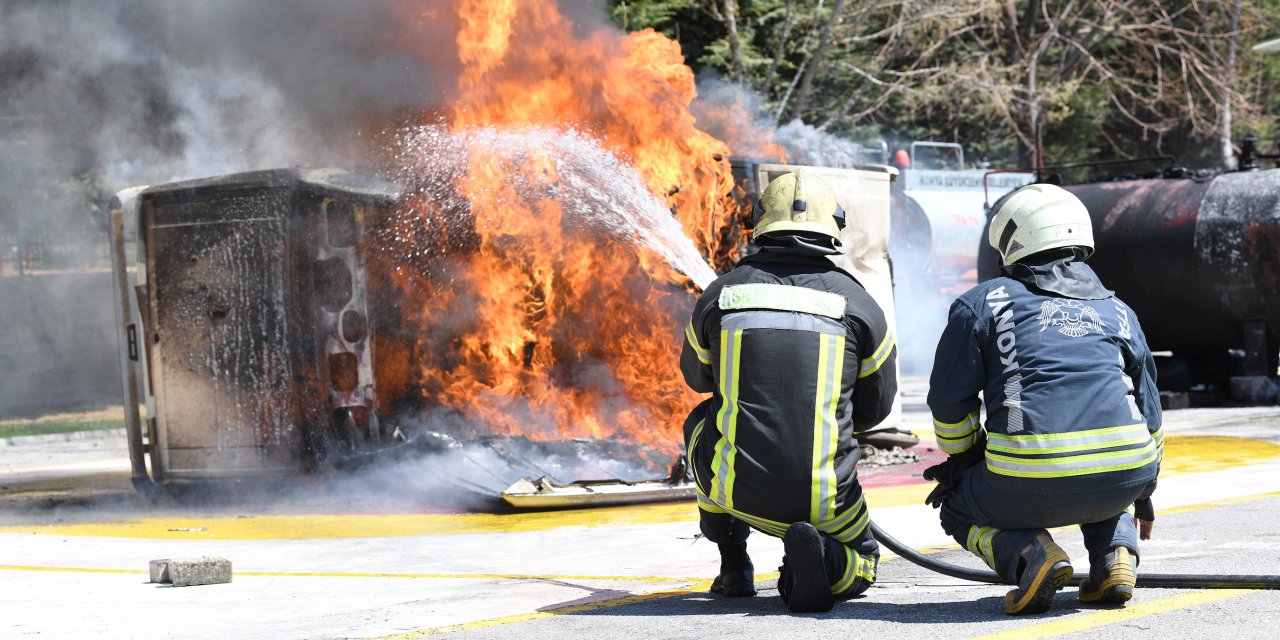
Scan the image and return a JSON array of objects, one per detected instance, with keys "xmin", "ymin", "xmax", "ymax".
[{"xmin": 979, "ymin": 157, "xmax": 1280, "ymax": 401}]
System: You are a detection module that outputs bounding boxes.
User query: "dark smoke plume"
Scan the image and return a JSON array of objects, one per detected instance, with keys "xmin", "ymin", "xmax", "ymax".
[
  {"xmin": 0, "ymin": 0, "xmax": 449, "ymax": 234},
  {"xmin": 0, "ymin": 0, "xmax": 458, "ymax": 418}
]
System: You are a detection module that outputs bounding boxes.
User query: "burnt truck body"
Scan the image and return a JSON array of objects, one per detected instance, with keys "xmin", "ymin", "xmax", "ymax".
[
  {"xmin": 978, "ymin": 167, "xmax": 1280, "ymax": 397},
  {"xmin": 109, "ymin": 170, "xmax": 399, "ymax": 489},
  {"xmin": 110, "ymin": 162, "xmax": 906, "ymax": 500}
]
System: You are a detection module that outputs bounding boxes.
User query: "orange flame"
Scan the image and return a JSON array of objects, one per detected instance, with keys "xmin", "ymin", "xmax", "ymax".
[{"xmin": 382, "ymin": 0, "xmax": 770, "ymax": 463}]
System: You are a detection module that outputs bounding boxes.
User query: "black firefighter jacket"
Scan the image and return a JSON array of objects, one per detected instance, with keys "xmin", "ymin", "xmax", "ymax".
[{"xmin": 680, "ymin": 236, "xmax": 897, "ymax": 538}]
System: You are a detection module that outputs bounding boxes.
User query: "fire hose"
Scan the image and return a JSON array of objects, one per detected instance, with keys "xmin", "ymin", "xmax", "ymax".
[{"xmin": 867, "ymin": 521, "xmax": 1280, "ymax": 590}]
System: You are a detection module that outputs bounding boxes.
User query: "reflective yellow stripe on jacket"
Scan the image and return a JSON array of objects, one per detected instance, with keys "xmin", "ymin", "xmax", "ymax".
[
  {"xmin": 719, "ymin": 283, "xmax": 845, "ymax": 318},
  {"xmin": 685, "ymin": 320, "xmax": 711, "ymax": 365},
  {"xmin": 709, "ymin": 328, "xmax": 744, "ymax": 508},
  {"xmin": 933, "ymin": 411, "xmax": 980, "ymax": 454},
  {"xmin": 810, "ymin": 332, "xmax": 845, "ymax": 524},
  {"xmin": 985, "ymin": 422, "xmax": 1158, "ymax": 478},
  {"xmin": 858, "ymin": 329, "xmax": 895, "ymax": 379}
]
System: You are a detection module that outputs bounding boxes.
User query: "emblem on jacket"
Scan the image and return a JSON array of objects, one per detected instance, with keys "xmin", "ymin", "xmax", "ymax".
[{"xmin": 1037, "ymin": 299, "xmax": 1104, "ymax": 337}]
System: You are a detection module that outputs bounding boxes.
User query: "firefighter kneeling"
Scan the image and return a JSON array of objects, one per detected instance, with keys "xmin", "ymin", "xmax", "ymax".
[
  {"xmin": 926, "ymin": 184, "xmax": 1161, "ymax": 615},
  {"xmin": 680, "ymin": 172, "xmax": 897, "ymax": 613}
]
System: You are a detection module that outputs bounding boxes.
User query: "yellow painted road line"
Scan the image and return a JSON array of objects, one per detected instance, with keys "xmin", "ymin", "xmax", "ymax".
[
  {"xmin": 239, "ymin": 571, "xmax": 690, "ymax": 582},
  {"xmin": 1158, "ymin": 489, "xmax": 1280, "ymax": 516},
  {"xmin": 365, "ymin": 580, "xmax": 714, "ymax": 640},
  {"xmin": 0, "ymin": 564, "xmax": 715, "ymax": 583},
  {"xmin": 1, "ymin": 458, "xmax": 131, "ymax": 474},
  {"xmin": 965, "ymin": 589, "xmax": 1255, "ymax": 639},
  {"xmin": 0, "ymin": 487, "xmax": 934, "ymax": 540}
]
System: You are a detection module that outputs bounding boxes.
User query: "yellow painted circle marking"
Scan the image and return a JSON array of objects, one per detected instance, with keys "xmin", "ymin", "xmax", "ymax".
[
  {"xmin": 0, "ymin": 435, "xmax": 1274, "ymax": 540},
  {"xmin": 1160, "ymin": 435, "xmax": 1280, "ymax": 474},
  {"xmin": 0, "ymin": 501, "xmax": 696, "ymax": 540}
]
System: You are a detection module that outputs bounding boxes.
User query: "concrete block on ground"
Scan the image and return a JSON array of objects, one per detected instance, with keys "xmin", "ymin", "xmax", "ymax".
[
  {"xmin": 149, "ymin": 559, "xmax": 167, "ymax": 583},
  {"xmin": 1230, "ymin": 376, "xmax": 1278, "ymax": 405},
  {"xmin": 149, "ymin": 557, "xmax": 232, "ymax": 587}
]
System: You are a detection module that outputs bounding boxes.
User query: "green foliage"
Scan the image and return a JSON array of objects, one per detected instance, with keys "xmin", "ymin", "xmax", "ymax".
[
  {"xmin": 610, "ymin": 0, "xmax": 1280, "ymax": 170},
  {"xmin": 1240, "ymin": 0, "xmax": 1280, "ymax": 151},
  {"xmin": 609, "ymin": 0, "xmax": 694, "ymax": 35},
  {"xmin": 699, "ymin": 24, "xmax": 772, "ymax": 72},
  {"xmin": 609, "ymin": 0, "xmax": 725, "ymax": 70},
  {"xmin": 0, "ymin": 418, "xmax": 124, "ymax": 439}
]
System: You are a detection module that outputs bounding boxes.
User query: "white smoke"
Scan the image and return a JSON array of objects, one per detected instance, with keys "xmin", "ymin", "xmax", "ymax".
[
  {"xmin": 689, "ymin": 75, "xmax": 982, "ymax": 375},
  {"xmin": 691, "ymin": 73, "xmax": 881, "ymax": 167},
  {"xmin": 775, "ymin": 119, "xmax": 884, "ymax": 168}
]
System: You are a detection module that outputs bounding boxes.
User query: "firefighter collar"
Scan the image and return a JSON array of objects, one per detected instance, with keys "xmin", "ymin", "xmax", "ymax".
[{"xmin": 1004, "ymin": 249, "xmax": 1113, "ymax": 300}]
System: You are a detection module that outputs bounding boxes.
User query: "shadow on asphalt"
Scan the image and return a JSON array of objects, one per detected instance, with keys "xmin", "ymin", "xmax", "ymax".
[{"xmin": 547, "ymin": 577, "xmax": 1094, "ymax": 624}]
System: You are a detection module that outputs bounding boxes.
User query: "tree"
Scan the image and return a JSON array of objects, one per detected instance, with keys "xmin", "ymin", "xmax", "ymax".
[{"xmin": 610, "ymin": 0, "xmax": 1278, "ymax": 169}]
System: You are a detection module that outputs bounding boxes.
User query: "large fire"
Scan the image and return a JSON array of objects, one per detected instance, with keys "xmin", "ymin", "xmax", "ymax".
[{"xmin": 377, "ymin": 0, "xmax": 777, "ymax": 464}]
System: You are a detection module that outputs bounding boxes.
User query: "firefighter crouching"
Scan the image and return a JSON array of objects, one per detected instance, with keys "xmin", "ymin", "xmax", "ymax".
[
  {"xmin": 680, "ymin": 172, "xmax": 898, "ymax": 613},
  {"xmin": 926, "ymin": 184, "xmax": 1161, "ymax": 615}
]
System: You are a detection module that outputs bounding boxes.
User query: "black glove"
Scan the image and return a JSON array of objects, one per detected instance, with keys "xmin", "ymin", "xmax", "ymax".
[
  {"xmin": 923, "ymin": 482, "xmax": 952, "ymax": 509},
  {"xmin": 922, "ymin": 434, "xmax": 985, "ymax": 509},
  {"xmin": 1133, "ymin": 477, "xmax": 1156, "ymax": 521},
  {"xmin": 1133, "ymin": 497, "xmax": 1155, "ymax": 522}
]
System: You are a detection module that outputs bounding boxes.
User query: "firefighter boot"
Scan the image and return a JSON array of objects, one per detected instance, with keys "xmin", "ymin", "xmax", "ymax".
[
  {"xmin": 779, "ymin": 522, "xmax": 835, "ymax": 613},
  {"xmin": 1003, "ymin": 533, "xmax": 1074, "ymax": 615},
  {"xmin": 710, "ymin": 542, "xmax": 756, "ymax": 597},
  {"xmin": 1079, "ymin": 546, "xmax": 1135, "ymax": 605}
]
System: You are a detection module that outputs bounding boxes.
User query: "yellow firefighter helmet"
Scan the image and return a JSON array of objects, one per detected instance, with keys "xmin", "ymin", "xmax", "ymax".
[{"xmin": 752, "ymin": 171, "xmax": 846, "ymax": 241}]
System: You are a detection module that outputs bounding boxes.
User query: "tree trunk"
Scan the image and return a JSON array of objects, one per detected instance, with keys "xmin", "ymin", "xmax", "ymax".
[
  {"xmin": 787, "ymin": 0, "xmax": 848, "ymax": 122},
  {"xmin": 1220, "ymin": 0, "xmax": 1243, "ymax": 169},
  {"xmin": 723, "ymin": 0, "xmax": 745, "ymax": 84},
  {"xmin": 762, "ymin": 0, "xmax": 796, "ymax": 97},
  {"xmin": 773, "ymin": 0, "xmax": 824, "ymax": 123}
]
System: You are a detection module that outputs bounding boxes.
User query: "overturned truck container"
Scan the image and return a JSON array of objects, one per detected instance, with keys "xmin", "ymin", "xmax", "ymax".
[
  {"xmin": 109, "ymin": 170, "xmax": 400, "ymax": 490},
  {"xmin": 110, "ymin": 162, "xmax": 904, "ymax": 501}
]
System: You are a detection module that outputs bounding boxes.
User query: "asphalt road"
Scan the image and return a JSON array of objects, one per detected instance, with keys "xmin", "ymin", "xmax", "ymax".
[
  {"xmin": 1, "ymin": 389, "xmax": 1278, "ymax": 639},
  {"xmin": 427, "ymin": 497, "xmax": 1280, "ymax": 640}
]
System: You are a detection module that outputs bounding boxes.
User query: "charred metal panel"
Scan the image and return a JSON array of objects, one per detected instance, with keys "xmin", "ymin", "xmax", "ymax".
[
  {"xmin": 1072, "ymin": 172, "xmax": 1280, "ymax": 359},
  {"xmin": 1195, "ymin": 171, "xmax": 1280, "ymax": 363},
  {"xmin": 146, "ymin": 189, "xmax": 301, "ymax": 477},
  {"xmin": 134, "ymin": 169, "xmax": 398, "ymax": 482}
]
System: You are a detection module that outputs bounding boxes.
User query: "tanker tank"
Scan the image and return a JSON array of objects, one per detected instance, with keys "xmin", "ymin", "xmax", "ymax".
[{"xmin": 979, "ymin": 168, "xmax": 1280, "ymax": 396}]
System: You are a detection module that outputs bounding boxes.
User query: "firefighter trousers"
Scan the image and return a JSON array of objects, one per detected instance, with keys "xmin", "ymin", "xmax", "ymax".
[
  {"xmin": 683, "ymin": 400, "xmax": 879, "ymax": 598},
  {"xmin": 939, "ymin": 464, "xmax": 1143, "ymax": 582}
]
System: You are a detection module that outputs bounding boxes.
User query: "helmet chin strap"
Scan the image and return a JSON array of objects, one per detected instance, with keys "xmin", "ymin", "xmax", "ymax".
[{"xmin": 750, "ymin": 196, "xmax": 765, "ymax": 228}]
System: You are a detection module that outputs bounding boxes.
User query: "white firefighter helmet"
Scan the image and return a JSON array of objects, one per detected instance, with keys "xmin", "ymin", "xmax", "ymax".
[
  {"xmin": 988, "ymin": 183, "xmax": 1094, "ymax": 265},
  {"xmin": 752, "ymin": 171, "xmax": 846, "ymax": 241}
]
